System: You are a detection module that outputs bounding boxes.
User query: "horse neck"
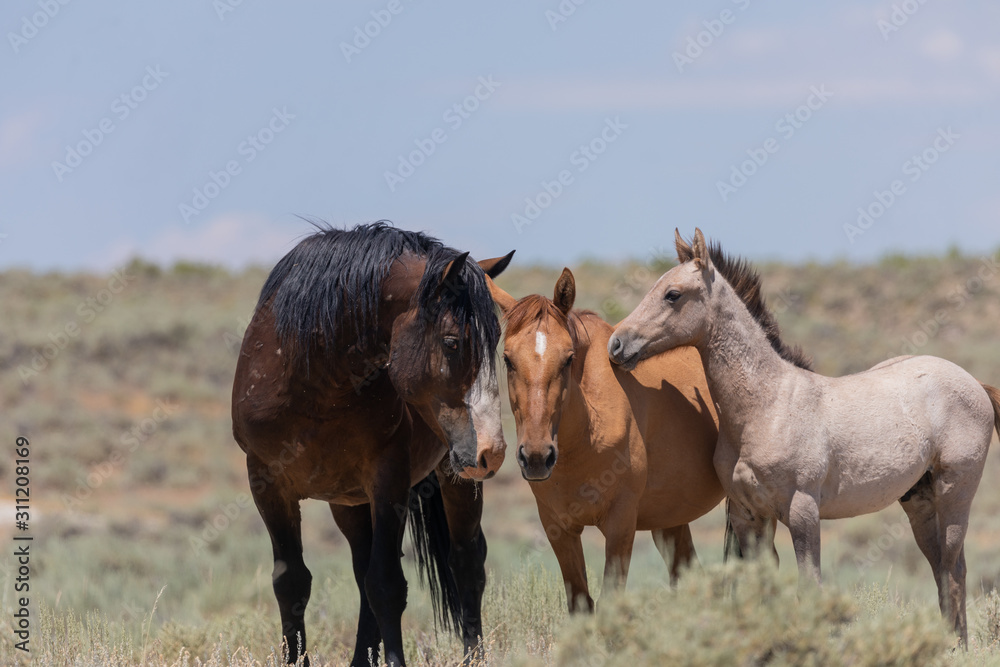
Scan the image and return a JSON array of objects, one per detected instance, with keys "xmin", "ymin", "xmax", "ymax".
[
  {"xmin": 558, "ymin": 315, "xmax": 606, "ymax": 446},
  {"xmin": 379, "ymin": 253, "xmax": 425, "ymax": 335},
  {"xmin": 697, "ymin": 279, "xmax": 790, "ymax": 440},
  {"xmin": 560, "ymin": 357, "xmax": 591, "ymax": 444}
]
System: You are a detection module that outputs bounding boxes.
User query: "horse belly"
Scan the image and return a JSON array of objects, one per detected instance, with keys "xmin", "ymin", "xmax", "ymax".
[
  {"xmin": 818, "ymin": 447, "xmax": 931, "ymax": 519},
  {"xmin": 636, "ymin": 464, "xmax": 724, "ymax": 529}
]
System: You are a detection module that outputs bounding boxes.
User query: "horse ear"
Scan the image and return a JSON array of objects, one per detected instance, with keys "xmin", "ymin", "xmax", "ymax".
[
  {"xmin": 692, "ymin": 228, "xmax": 709, "ymax": 268},
  {"xmin": 478, "ymin": 250, "xmax": 515, "ymax": 279},
  {"xmin": 436, "ymin": 251, "xmax": 469, "ymax": 296},
  {"xmin": 553, "ymin": 268, "xmax": 576, "ymax": 315},
  {"xmin": 675, "ymin": 228, "xmax": 694, "ymax": 263},
  {"xmin": 486, "ymin": 276, "xmax": 517, "ymax": 314}
]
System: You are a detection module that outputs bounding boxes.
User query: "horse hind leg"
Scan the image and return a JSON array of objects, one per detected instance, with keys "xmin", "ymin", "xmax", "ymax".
[
  {"xmin": 331, "ymin": 503, "xmax": 383, "ymax": 667},
  {"xmin": 900, "ymin": 469, "xmax": 974, "ymax": 647},
  {"xmin": 934, "ymin": 473, "xmax": 978, "ymax": 647},
  {"xmin": 899, "ymin": 472, "xmax": 941, "ymax": 592},
  {"xmin": 652, "ymin": 525, "xmax": 697, "ymax": 586},
  {"xmin": 365, "ymin": 453, "xmax": 412, "ymax": 667},
  {"xmin": 247, "ymin": 455, "xmax": 312, "ymax": 666}
]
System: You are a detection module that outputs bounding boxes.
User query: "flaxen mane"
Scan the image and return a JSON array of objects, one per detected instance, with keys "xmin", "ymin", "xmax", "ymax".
[{"xmin": 678, "ymin": 238, "xmax": 811, "ymax": 370}]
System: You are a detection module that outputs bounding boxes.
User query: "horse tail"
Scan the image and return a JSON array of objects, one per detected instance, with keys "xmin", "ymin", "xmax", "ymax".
[
  {"xmin": 407, "ymin": 471, "xmax": 463, "ymax": 633},
  {"xmin": 982, "ymin": 383, "xmax": 1000, "ymax": 439},
  {"xmin": 723, "ymin": 498, "xmax": 743, "ymax": 561}
]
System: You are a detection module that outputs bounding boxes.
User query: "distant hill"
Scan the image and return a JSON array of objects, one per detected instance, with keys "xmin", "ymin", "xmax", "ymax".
[{"xmin": 6, "ymin": 250, "xmax": 999, "ymax": 495}]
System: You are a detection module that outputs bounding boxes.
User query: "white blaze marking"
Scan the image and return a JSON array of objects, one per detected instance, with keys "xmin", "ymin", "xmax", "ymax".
[
  {"xmin": 535, "ymin": 331, "xmax": 547, "ymax": 358},
  {"xmin": 468, "ymin": 362, "xmax": 504, "ymax": 454}
]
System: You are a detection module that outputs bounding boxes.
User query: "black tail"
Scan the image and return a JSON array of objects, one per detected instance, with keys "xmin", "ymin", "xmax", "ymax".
[
  {"xmin": 407, "ymin": 472, "xmax": 463, "ymax": 633},
  {"xmin": 723, "ymin": 498, "xmax": 743, "ymax": 562}
]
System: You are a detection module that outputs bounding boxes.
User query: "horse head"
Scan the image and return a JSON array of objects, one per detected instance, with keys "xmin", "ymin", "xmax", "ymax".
[
  {"xmin": 389, "ymin": 250, "xmax": 513, "ymax": 480},
  {"xmin": 489, "ymin": 268, "xmax": 579, "ymax": 481},
  {"xmin": 609, "ymin": 228, "xmax": 716, "ymax": 370}
]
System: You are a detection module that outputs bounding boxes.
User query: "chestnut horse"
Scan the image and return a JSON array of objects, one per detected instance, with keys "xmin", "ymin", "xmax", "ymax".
[
  {"xmin": 232, "ymin": 223, "xmax": 513, "ymax": 666},
  {"xmin": 609, "ymin": 228, "xmax": 1000, "ymax": 645},
  {"xmin": 487, "ymin": 269, "xmax": 724, "ymax": 611}
]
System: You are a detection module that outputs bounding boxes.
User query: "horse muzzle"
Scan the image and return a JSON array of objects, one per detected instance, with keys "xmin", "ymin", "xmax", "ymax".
[
  {"xmin": 516, "ymin": 442, "xmax": 557, "ymax": 481},
  {"xmin": 608, "ymin": 333, "xmax": 641, "ymax": 370},
  {"xmin": 456, "ymin": 443, "xmax": 504, "ymax": 481}
]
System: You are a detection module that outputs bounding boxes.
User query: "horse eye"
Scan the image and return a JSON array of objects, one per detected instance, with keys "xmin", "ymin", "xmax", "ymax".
[
  {"xmin": 665, "ymin": 290, "xmax": 681, "ymax": 303},
  {"xmin": 563, "ymin": 353, "xmax": 574, "ymax": 369},
  {"xmin": 443, "ymin": 336, "xmax": 459, "ymax": 351},
  {"xmin": 503, "ymin": 353, "xmax": 514, "ymax": 372}
]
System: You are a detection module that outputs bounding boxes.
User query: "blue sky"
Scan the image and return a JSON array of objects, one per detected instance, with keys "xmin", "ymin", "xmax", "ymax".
[{"xmin": 2, "ymin": 1, "xmax": 998, "ymax": 271}]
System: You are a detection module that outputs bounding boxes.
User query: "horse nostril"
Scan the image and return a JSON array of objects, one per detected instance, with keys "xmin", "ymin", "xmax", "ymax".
[
  {"xmin": 609, "ymin": 336, "xmax": 623, "ymax": 359},
  {"xmin": 516, "ymin": 445, "xmax": 528, "ymax": 468},
  {"xmin": 478, "ymin": 451, "xmax": 489, "ymax": 469},
  {"xmin": 545, "ymin": 445, "xmax": 557, "ymax": 470}
]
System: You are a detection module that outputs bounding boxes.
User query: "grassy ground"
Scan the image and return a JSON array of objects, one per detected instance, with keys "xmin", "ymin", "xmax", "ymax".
[{"xmin": 3, "ymin": 247, "xmax": 1000, "ymax": 664}]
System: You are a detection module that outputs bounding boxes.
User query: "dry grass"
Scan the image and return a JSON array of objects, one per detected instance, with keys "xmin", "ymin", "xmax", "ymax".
[
  {"xmin": 3, "ymin": 249, "xmax": 1000, "ymax": 664},
  {"xmin": 13, "ymin": 562, "xmax": 1000, "ymax": 666}
]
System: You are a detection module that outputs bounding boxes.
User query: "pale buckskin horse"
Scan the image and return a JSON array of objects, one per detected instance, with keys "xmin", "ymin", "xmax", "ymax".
[
  {"xmin": 608, "ymin": 228, "xmax": 1000, "ymax": 644},
  {"xmin": 487, "ymin": 269, "xmax": 724, "ymax": 611},
  {"xmin": 232, "ymin": 222, "xmax": 513, "ymax": 667}
]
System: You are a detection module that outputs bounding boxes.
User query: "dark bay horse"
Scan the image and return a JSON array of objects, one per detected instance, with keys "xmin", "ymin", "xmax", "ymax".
[
  {"xmin": 487, "ymin": 270, "xmax": 724, "ymax": 611},
  {"xmin": 232, "ymin": 223, "xmax": 513, "ymax": 666}
]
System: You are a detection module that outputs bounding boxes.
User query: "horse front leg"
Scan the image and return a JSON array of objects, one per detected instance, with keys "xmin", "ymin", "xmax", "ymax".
[
  {"xmin": 436, "ymin": 461, "xmax": 487, "ymax": 662},
  {"xmin": 538, "ymin": 505, "xmax": 593, "ymax": 613},
  {"xmin": 786, "ymin": 490, "xmax": 822, "ymax": 584},
  {"xmin": 728, "ymin": 500, "xmax": 778, "ymax": 565},
  {"xmin": 366, "ymin": 449, "xmax": 411, "ymax": 667}
]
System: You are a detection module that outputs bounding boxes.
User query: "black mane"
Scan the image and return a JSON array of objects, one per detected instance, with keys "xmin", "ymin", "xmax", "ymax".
[
  {"xmin": 707, "ymin": 242, "xmax": 813, "ymax": 371},
  {"xmin": 256, "ymin": 221, "xmax": 499, "ymax": 372}
]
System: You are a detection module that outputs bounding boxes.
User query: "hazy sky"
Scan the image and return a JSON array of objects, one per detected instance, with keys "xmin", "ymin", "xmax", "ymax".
[{"xmin": 2, "ymin": 1, "xmax": 998, "ymax": 271}]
